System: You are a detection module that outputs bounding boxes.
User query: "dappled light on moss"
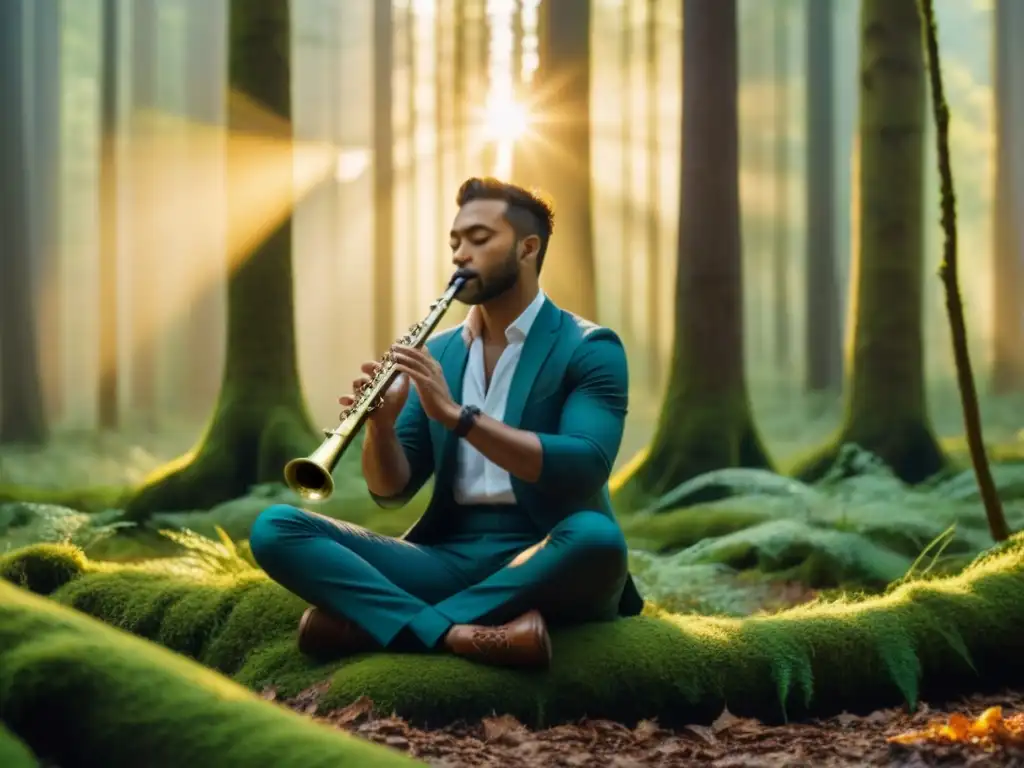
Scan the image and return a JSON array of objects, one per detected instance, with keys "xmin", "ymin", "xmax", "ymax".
[
  {"xmin": 0, "ymin": 581, "xmax": 417, "ymax": 767},
  {"xmin": 0, "ymin": 543, "xmax": 88, "ymax": 595},
  {"xmin": 0, "ymin": 532, "xmax": 1019, "ymax": 730}
]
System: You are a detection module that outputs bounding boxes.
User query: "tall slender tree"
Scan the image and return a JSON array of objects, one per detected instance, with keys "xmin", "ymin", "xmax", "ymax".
[
  {"xmin": 645, "ymin": 0, "xmax": 662, "ymax": 387},
  {"xmin": 125, "ymin": 0, "xmax": 322, "ymax": 518},
  {"xmin": 373, "ymin": 0, "xmax": 395, "ymax": 354},
  {"xmin": 128, "ymin": 0, "xmax": 159, "ymax": 424},
  {"xmin": 804, "ymin": 0, "xmax": 843, "ymax": 393},
  {"xmin": 522, "ymin": 0, "xmax": 597, "ymax": 320},
  {"xmin": 30, "ymin": 0, "xmax": 63, "ymax": 423},
  {"xmin": 796, "ymin": 0, "xmax": 945, "ymax": 483},
  {"xmin": 991, "ymin": 0, "xmax": 1024, "ymax": 393},
  {"xmin": 184, "ymin": 0, "xmax": 228, "ymax": 419},
  {"xmin": 98, "ymin": 0, "xmax": 121, "ymax": 429},
  {"xmin": 0, "ymin": 0, "xmax": 49, "ymax": 445},
  {"xmin": 613, "ymin": 0, "xmax": 772, "ymax": 511},
  {"xmin": 772, "ymin": 0, "xmax": 792, "ymax": 374}
]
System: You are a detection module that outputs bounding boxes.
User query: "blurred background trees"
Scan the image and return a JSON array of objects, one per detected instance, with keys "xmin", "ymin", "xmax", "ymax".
[{"xmin": 0, "ymin": 0, "xmax": 1020, "ymax": 510}]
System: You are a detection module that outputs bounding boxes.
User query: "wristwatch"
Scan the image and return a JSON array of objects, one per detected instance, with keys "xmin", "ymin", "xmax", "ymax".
[{"xmin": 453, "ymin": 404, "xmax": 481, "ymax": 437}]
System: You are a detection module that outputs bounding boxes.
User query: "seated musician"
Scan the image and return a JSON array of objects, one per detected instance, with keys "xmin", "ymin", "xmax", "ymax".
[{"xmin": 249, "ymin": 177, "xmax": 644, "ymax": 668}]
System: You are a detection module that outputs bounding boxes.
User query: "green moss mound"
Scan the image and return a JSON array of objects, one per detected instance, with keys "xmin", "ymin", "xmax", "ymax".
[
  {"xmin": 0, "ymin": 581, "xmax": 417, "ymax": 768},
  {"xmin": 6, "ymin": 536, "xmax": 1024, "ymax": 729},
  {"xmin": 0, "ymin": 542, "xmax": 89, "ymax": 595},
  {"xmin": 0, "ymin": 722, "xmax": 38, "ymax": 768}
]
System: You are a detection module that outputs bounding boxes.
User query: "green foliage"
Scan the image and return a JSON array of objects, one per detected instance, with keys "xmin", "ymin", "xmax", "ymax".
[
  {"xmin": 0, "ymin": 503, "xmax": 132, "ymax": 555},
  {"xmin": 616, "ymin": 446, "xmax": 1024, "ymax": 613},
  {"xmin": 2, "ymin": 534, "xmax": 1023, "ymax": 729},
  {"xmin": 0, "ymin": 581, "xmax": 417, "ymax": 768}
]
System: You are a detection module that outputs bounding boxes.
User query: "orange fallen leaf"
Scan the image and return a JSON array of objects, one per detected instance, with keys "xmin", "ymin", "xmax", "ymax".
[{"xmin": 888, "ymin": 706, "xmax": 1024, "ymax": 750}]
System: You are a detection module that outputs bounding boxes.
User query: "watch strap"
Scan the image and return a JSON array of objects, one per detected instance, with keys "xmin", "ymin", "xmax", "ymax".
[{"xmin": 454, "ymin": 404, "xmax": 481, "ymax": 437}]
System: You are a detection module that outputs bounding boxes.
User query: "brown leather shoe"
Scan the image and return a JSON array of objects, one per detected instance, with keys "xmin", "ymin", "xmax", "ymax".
[
  {"xmin": 442, "ymin": 609, "xmax": 552, "ymax": 669},
  {"xmin": 297, "ymin": 607, "xmax": 378, "ymax": 660}
]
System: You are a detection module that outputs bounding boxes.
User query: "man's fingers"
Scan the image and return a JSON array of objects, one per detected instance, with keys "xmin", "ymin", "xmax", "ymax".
[
  {"xmin": 360, "ymin": 361, "xmax": 379, "ymax": 376},
  {"xmin": 338, "ymin": 395, "xmax": 354, "ymax": 406},
  {"xmin": 351, "ymin": 376, "xmax": 370, "ymax": 392}
]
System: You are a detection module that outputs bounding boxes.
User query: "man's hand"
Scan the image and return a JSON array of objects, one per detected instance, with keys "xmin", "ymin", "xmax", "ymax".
[
  {"xmin": 339, "ymin": 360, "xmax": 409, "ymax": 427},
  {"xmin": 390, "ymin": 345, "xmax": 460, "ymax": 428}
]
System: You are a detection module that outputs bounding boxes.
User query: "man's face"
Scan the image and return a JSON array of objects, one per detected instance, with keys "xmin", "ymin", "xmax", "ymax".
[{"xmin": 448, "ymin": 199, "xmax": 525, "ymax": 305}]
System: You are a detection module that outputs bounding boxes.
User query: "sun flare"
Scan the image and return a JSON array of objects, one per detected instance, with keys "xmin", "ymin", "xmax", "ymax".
[{"xmin": 481, "ymin": 94, "xmax": 531, "ymax": 144}]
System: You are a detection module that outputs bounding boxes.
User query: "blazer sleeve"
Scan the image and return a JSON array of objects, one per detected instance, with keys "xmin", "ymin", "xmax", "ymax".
[
  {"xmin": 367, "ymin": 378, "xmax": 435, "ymax": 509},
  {"xmin": 535, "ymin": 328, "xmax": 629, "ymax": 501}
]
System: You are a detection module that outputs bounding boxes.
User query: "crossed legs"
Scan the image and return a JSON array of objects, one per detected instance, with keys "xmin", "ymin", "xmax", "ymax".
[{"xmin": 248, "ymin": 504, "xmax": 628, "ymax": 661}]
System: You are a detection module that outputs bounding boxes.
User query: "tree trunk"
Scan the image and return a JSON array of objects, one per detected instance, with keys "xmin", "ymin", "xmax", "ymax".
[
  {"xmin": 991, "ymin": 0, "xmax": 1024, "ymax": 393},
  {"xmin": 804, "ymin": 0, "xmax": 843, "ymax": 393},
  {"xmin": 613, "ymin": 0, "xmax": 772, "ymax": 512},
  {"xmin": 796, "ymin": 0, "xmax": 945, "ymax": 483},
  {"xmin": 772, "ymin": 0, "xmax": 791, "ymax": 375},
  {"xmin": 0, "ymin": 0, "xmax": 49, "ymax": 446},
  {"xmin": 128, "ymin": 0, "xmax": 159, "ymax": 424},
  {"xmin": 98, "ymin": 0, "xmax": 120, "ymax": 430},
  {"xmin": 918, "ymin": 0, "xmax": 1009, "ymax": 541},
  {"xmin": 30, "ymin": 0, "xmax": 63, "ymax": 424},
  {"xmin": 372, "ymin": 0, "xmax": 395, "ymax": 354},
  {"xmin": 125, "ymin": 0, "xmax": 320, "ymax": 519},
  {"xmin": 526, "ymin": 0, "xmax": 597, "ymax": 320},
  {"xmin": 183, "ymin": 1, "xmax": 228, "ymax": 420},
  {"xmin": 645, "ymin": 0, "xmax": 661, "ymax": 387}
]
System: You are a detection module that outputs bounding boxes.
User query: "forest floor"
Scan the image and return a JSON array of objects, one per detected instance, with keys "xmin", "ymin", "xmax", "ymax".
[{"xmin": 278, "ymin": 684, "xmax": 1024, "ymax": 767}]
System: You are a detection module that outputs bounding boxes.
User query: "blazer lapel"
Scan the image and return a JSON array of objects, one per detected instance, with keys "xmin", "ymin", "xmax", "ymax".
[
  {"xmin": 434, "ymin": 330, "xmax": 470, "ymax": 477},
  {"xmin": 503, "ymin": 298, "xmax": 561, "ymax": 430}
]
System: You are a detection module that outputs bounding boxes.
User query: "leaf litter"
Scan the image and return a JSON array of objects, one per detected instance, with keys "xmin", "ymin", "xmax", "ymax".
[{"xmin": 265, "ymin": 683, "xmax": 1024, "ymax": 766}]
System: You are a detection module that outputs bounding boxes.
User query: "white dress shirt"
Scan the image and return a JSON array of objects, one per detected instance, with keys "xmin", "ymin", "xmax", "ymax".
[{"xmin": 453, "ymin": 290, "xmax": 548, "ymax": 505}]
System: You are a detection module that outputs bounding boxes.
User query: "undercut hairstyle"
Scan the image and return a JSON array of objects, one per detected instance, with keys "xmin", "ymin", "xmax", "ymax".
[{"xmin": 455, "ymin": 177, "xmax": 555, "ymax": 274}]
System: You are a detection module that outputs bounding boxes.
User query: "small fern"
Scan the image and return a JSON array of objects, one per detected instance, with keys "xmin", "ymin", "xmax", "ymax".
[{"xmin": 151, "ymin": 526, "xmax": 257, "ymax": 576}]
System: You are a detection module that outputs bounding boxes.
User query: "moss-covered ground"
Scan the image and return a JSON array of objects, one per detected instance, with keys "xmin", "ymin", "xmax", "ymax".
[
  {"xmin": 0, "ymin": 576, "xmax": 418, "ymax": 767},
  {"xmin": 0, "ymin": 722, "xmax": 38, "ymax": 768},
  {"xmin": 3, "ymin": 531, "xmax": 1024, "ymax": 731}
]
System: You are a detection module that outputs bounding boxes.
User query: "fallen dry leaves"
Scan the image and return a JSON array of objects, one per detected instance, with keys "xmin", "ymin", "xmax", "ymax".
[{"xmin": 262, "ymin": 684, "xmax": 1024, "ymax": 767}]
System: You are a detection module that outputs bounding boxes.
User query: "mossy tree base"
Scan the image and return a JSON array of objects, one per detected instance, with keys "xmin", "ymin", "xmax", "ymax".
[
  {"xmin": 792, "ymin": 418, "xmax": 947, "ymax": 485},
  {"xmin": 124, "ymin": 401, "xmax": 319, "ymax": 521},
  {"xmin": 613, "ymin": 401, "xmax": 773, "ymax": 513},
  {"xmin": 5, "ymin": 536, "xmax": 1024, "ymax": 729}
]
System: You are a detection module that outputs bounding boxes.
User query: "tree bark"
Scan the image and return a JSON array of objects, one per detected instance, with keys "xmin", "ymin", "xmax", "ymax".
[
  {"xmin": 796, "ymin": 0, "xmax": 945, "ymax": 483},
  {"xmin": 98, "ymin": 0, "xmax": 120, "ymax": 430},
  {"xmin": 804, "ymin": 0, "xmax": 843, "ymax": 393},
  {"xmin": 0, "ymin": 0, "xmax": 49, "ymax": 445},
  {"xmin": 991, "ymin": 0, "xmax": 1024, "ymax": 393},
  {"xmin": 524, "ymin": 0, "xmax": 597, "ymax": 320},
  {"xmin": 613, "ymin": 0, "xmax": 772, "ymax": 511},
  {"xmin": 125, "ymin": 0, "xmax": 320, "ymax": 519}
]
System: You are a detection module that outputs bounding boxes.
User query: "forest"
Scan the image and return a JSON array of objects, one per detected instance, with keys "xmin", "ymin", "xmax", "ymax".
[{"xmin": 1, "ymin": 0, "xmax": 1023, "ymax": 765}]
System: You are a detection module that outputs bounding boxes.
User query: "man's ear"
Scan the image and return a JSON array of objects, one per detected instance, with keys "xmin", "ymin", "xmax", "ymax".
[{"xmin": 519, "ymin": 234, "xmax": 541, "ymax": 264}]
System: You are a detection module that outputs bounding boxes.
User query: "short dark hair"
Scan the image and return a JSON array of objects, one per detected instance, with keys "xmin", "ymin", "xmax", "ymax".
[{"xmin": 455, "ymin": 177, "xmax": 555, "ymax": 274}]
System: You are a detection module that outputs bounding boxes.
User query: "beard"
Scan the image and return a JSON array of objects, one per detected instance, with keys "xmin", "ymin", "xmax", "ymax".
[{"xmin": 457, "ymin": 245, "xmax": 520, "ymax": 305}]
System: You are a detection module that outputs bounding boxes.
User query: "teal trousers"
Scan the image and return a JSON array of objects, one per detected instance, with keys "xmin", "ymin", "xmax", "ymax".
[{"xmin": 248, "ymin": 503, "xmax": 629, "ymax": 651}]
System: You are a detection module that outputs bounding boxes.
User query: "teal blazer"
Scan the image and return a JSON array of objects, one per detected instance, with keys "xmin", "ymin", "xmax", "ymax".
[{"xmin": 370, "ymin": 296, "xmax": 644, "ymax": 617}]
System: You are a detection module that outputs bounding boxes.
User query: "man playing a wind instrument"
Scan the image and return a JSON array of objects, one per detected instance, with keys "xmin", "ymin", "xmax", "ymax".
[{"xmin": 250, "ymin": 177, "xmax": 642, "ymax": 668}]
